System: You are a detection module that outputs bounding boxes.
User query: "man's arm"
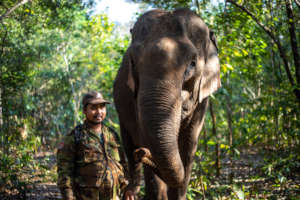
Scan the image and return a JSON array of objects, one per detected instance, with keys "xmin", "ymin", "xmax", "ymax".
[
  {"xmin": 108, "ymin": 126, "xmax": 129, "ymax": 174},
  {"xmin": 106, "ymin": 126, "xmax": 135, "ymax": 199},
  {"xmin": 118, "ymin": 141, "xmax": 129, "ymax": 175},
  {"xmin": 57, "ymin": 132, "xmax": 76, "ymax": 200}
]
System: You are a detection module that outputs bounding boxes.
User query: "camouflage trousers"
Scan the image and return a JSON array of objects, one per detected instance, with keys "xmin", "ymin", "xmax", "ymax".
[{"xmin": 74, "ymin": 187, "xmax": 120, "ymax": 200}]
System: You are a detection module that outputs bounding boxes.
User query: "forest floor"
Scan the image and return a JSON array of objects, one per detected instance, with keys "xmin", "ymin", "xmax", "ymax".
[
  {"xmin": 1, "ymin": 147, "xmax": 299, "ymax": 200},
  {"xmin": 201, "ymin": 148, "xmax": 300, "ymax": 199}
]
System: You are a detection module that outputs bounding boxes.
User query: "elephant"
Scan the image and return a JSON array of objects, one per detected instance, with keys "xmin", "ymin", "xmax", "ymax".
[{"xmin": 113, "ymin": 8, "xmax": 221, "ymax": 200}]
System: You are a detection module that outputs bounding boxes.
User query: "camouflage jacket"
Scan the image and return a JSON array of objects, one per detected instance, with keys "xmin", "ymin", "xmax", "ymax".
[{"xmin": 57, "ymin": 122, "xmax": 128, "ymax": 200}]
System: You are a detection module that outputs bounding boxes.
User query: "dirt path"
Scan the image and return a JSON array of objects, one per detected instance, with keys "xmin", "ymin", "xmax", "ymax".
[
  {"xmin": 26, "ymin": 182, "xmax": 61, "ymax": 200},
  {"xmin": 26, "ymin": 151, "xmax": 62, "ymax": 200},
  {"xmin": 2, "ymin": 148, "xmax": 299, "ymax": 199},
  {"xmin": 206, "ymin": 148, "xmax": 300, "ymax": 199}
]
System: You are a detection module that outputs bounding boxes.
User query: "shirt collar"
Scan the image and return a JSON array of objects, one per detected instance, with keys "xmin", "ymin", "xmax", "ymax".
[{"xmin": 83, "ymin": 120, "xmax": 103, "ymax": 138}]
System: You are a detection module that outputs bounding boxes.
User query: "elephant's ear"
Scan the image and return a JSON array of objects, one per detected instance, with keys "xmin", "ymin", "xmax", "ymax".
[
  {"xmin": 199, "ymin": 31, "xmax": 221, "ymax": 103},
  {"xmin": 126, "ymin": 47, "xmax": 139, "ymax": 98}
]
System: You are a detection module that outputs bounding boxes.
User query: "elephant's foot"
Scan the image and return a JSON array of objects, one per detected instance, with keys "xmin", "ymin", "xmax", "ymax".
[{"xmin": 134, "ymin": 148, "xmax": 157, "ymax": 169}]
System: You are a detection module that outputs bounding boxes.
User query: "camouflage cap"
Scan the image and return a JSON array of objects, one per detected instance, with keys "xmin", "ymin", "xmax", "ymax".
[{"xmin": 82, "ymin": 91, "xmax": 111, "ymax": 107}]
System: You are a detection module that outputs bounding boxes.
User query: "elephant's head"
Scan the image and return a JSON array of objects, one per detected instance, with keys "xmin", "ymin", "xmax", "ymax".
[{"xmin": 125, "ymin": 8, "xmax": 221, "ymax": 186}]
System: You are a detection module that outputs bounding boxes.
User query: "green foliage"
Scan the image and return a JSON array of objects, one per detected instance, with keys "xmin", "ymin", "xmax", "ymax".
[
  {"xmin": 1, "ymin": 0, "xmax": 299, "ymax": 198},
  {"xmin": 130, "ymin": 0, "xmax": 193, "ymax": 9},
  {"xmin": 0, "ymin": 134, "xmax": 41, "ymax": 197},
  {"xmin": 0, "ymin": 0, "xmax": 129, "ymax": 197},
  {"xmin": 262, "ymin": 149, "xmax": 300, "ymax": 179}
]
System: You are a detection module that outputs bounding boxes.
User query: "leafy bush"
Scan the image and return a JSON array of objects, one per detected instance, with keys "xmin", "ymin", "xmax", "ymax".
[{"xmin": 0, "ymin": 135, "xmax": 41, "ymax": 198}]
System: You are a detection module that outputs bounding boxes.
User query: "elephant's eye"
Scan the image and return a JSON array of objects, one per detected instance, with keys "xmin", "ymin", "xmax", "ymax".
[
  {"xmin": 184, "ymin": 60, "xmax": 196, "ymax": 81},
  {"xmin": 190, "ymin": 60, "xmax": 196, "ymax": 67}
]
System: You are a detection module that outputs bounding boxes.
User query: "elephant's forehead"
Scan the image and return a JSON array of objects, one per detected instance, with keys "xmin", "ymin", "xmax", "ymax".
[
  {"xmin": 156, "ymin": 37, "xmax": 178, "ymax": 52},
  {"xmin": 189, "ymin": 15, "xmax": 207, "ymax": 29}
]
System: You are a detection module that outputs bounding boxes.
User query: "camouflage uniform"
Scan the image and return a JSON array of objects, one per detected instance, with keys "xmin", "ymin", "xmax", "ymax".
[{"xmin": 57, "ymin": 122, "xmax": 128, "ymax": 200}]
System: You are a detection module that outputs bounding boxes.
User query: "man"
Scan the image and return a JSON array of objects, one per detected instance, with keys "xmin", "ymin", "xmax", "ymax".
[{"xmin": 57, "ymin": 91, "xmax": 134, "ymax": 200}]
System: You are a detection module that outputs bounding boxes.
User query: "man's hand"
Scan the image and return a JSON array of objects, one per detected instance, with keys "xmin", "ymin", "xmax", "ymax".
[
  {"xmin": 61, "ymin": 188, "xmax": 75, "ymax": 200},
  {"xmin": 124, "ymin": 190, "xmax": 135, "ymax": 200}
]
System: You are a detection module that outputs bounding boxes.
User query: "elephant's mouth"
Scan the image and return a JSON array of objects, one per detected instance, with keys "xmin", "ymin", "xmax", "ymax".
[
  {"xmin": 181, "ymin": 89, "xmax": 195, "ymax": 119},
  {"xmin": 181, "ymin": 90, "xmax": 190, "ymax": 102}
]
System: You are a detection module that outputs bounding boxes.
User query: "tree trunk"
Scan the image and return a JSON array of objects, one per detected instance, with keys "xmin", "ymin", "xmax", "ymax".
[
  {"xmin": 195, "ymin": 0, "xmax": 201, "ymax": 14},
  {"xmin": 203, "ymin": 125, "xmax": 208, "ymax": 153},
  {"xmin": 0, "ymin": 87, "xmax": 2, "ymax": 127},
  {"xmin": 0, "ymin": 86, "xmax": 3, "ymax": 152},
  {"xmin": 225, "ymin": 92, "xmax": 233, "ymax": 148},
  {"xmin": 224, "ymin": 85, "xmax": 234, "ymax": 183},
  {"xmin": 63, "ymin": 47, "xmax": 78, "ymax": 126},
  {"xmin": 271, "ymin": 43, "xmax": 279, "ymax": 147},
  {"xmin": 285, "ymin": 0, "xmax": 300, "ymax": 100},
  {"xmin": 209, "ymin": 100, "xmax": 220, "ymax": 177},
  {"xmin": 1, "ymin": 86, "xmax": 9, "ymax": 154}
]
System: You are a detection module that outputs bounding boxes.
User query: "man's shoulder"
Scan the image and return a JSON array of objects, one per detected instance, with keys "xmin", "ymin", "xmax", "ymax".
[
  {"xmin": 66, "ymin": 124, "xmax": 84, "ymax": 136},
  {"xmin": 103, "ymin": 124, "xmax": 117, "ymax": 135},
  {"xmin": 72, "ymin": 124, "xmax": 87, "ymax": 145},
  {"xmin": 57, "ymin": 124, "xmax": 86, "ymax": 151},
  {"xmin": 103, "ymin": 124, "xmax": 120, "ymax": 143},
  {"xmin": 62, "ymin": 124, "xmax": 84, "ymax": 143}
]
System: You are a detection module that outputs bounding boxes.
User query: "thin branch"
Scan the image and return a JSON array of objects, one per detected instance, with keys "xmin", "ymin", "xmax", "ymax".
[
  {"xmin": 195, "ymin": 0, "xmax": 201, "ymax": 15},
  {"xmin": 227, "ymin": 0, "xmax": 274, "ymax": 38},
  {"xmin": 295, "ymin": 0, "xmax": 300, "ymax": 9},
  {"xmin": 0, "ymin": 21, "xmax": 8, "ymax": 57},
  {"xmin": 226, "ymin": 0, "xmax": 295, "ymax": 88},
  {"xmin": 0, "ymin": 0, "xmax": 31, "ymax": 21}
]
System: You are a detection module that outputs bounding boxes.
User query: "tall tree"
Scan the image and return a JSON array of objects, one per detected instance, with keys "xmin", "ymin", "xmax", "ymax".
[
  {"xmin": 226, "ymin": 0, "xmax": 300, "ymax": 105},
  {"xmin": 0, "ymin": 0, "xmax": 96, "ymax": 151}
]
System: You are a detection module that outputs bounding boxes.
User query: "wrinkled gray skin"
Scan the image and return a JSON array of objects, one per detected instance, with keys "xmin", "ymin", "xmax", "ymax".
[{"xmin": 113, "ymin": 8, "xmax": 221, "ymax": 200}]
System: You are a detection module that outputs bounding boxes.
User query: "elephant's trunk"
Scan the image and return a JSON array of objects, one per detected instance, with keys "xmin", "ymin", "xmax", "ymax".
[{"xmin": 137, "ymin": 79, "xmax": 184, "ymax": 187}]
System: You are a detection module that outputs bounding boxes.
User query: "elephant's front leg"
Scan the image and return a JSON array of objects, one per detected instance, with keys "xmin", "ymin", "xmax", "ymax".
[
  {"xmin": 168, "ymin": 98, "xmax": 209, "ymax": 200},
  {"xmin": 144, "ymin": 166, "xmax": 168, "ymax": 200}
]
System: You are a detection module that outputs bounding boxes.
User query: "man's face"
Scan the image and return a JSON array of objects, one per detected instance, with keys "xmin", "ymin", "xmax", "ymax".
[{"xmin": 84, "ymin": 103, "xmax": 107, "ymax": 124}]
